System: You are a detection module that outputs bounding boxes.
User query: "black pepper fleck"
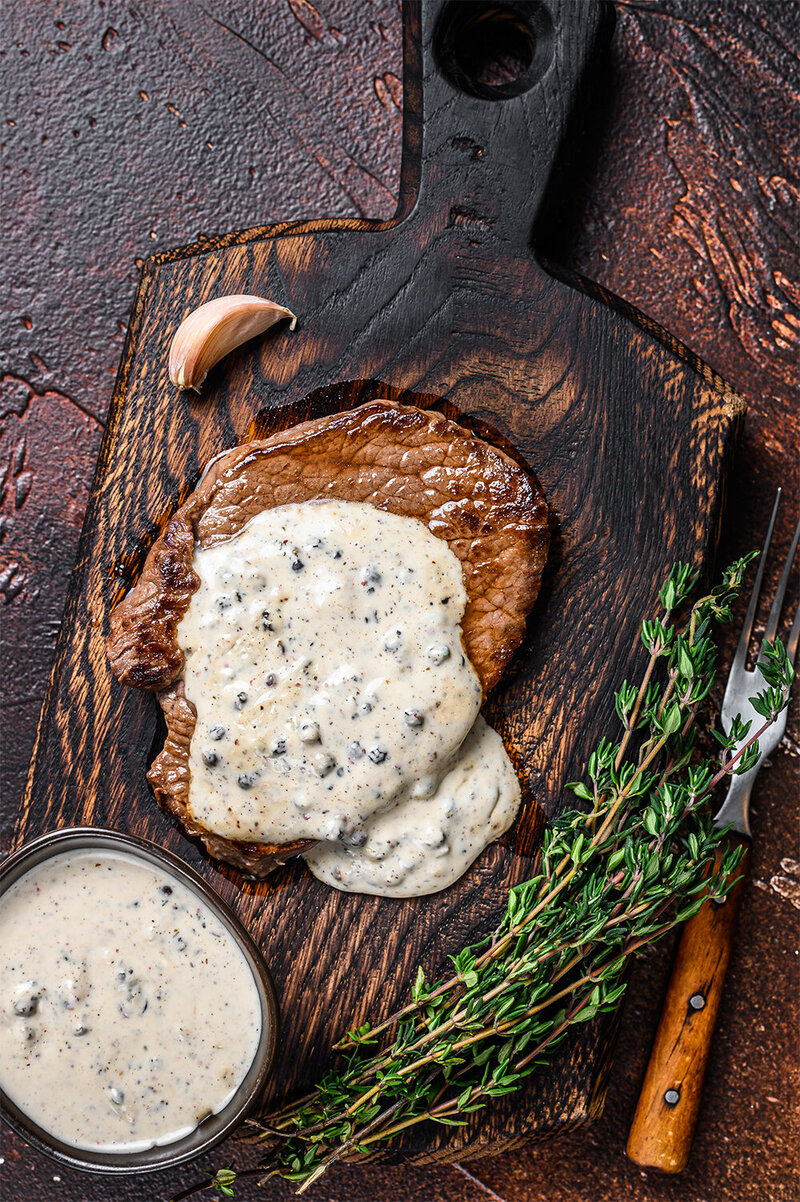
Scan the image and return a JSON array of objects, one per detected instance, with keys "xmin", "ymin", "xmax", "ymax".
[
  {"xmin": 13, "ymin": 993, "xmax": 39, "ymax": 1017},
  {"xmin": 361, "ymin": 565, "xmax": 382, "ymax": 593}
]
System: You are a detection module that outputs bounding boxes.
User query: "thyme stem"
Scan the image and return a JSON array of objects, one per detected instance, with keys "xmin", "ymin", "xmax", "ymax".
[{"xmin": 202, "ymin": 554, "xmax": 792, "ymax": 1196}]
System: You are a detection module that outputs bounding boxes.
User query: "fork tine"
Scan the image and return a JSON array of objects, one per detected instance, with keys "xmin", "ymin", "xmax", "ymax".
[
  {"xmin": 732, "ymin": 489, "xmax": 781, "ymax": 669},
  {"xmin": 761, "ymin": 505, "xmax": 800, "ymax": 649}
]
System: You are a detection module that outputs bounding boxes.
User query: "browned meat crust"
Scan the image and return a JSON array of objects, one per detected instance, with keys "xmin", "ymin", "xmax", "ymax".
[
  {"xmin": 107, "ymin": 401, "xmax": 549, "ymax": 876},
  {"xmin": 152, "ymin": 681, "xmax": 310, "ymax": 874}
]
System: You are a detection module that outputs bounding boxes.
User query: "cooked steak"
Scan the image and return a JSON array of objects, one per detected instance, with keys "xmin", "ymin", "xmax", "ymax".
[{"xmin": 107, "ymin": 401, "xmax": 549, "ymax": 875}]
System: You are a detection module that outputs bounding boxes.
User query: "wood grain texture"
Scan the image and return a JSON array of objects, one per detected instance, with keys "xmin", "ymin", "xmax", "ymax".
[
  {"xmin": 2, "ymin": 3, "xmax": 798, "ymax": 1202},
  {"xmin": 626, "ymin": 834, "xmax": 751, "ymax": 1173},
  {"xmin": 9, "ymin": 0, "xmax": 744, "ymax": 1164},
  {"xmin": 5, "ymin": 5, "xmax": 798, "ymax": 1200}
]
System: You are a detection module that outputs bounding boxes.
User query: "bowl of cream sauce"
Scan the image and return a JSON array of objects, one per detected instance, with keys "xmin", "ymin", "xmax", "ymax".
[{"xmin": 0, "ymin": 827, "xmax": 279, "ymax": 1174}]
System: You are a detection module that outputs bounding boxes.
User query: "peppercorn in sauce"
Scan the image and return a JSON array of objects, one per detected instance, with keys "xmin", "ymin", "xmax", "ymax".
[
  {"xmin": 0, "ymin": 851, "xmax": 261, "ymax": 1150},
  {"xmin": 179, "ymin": 501, "xmax": 520, "ymax": 896}
]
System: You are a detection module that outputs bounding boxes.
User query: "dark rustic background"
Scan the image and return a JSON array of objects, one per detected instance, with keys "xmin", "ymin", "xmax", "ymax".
[{"xmin": 0, "ymin": 2, "xmax": 797, "ymax": 1201}]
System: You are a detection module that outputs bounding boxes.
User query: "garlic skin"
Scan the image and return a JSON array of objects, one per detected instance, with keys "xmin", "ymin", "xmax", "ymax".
[{"xmin": 168, "ymin": 294, "xmax": 297, "ymax": 392}]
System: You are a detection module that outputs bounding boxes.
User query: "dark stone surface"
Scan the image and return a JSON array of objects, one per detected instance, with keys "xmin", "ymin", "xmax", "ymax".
[{"xmin": 0, "ymin": 2, "xmax": 797, "ymax": 1200}]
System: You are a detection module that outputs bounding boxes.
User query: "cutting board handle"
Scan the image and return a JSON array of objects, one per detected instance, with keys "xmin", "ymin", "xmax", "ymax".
[{"xmin": 398, "ymin": 0, "xmax": 604, "ymax": 247}]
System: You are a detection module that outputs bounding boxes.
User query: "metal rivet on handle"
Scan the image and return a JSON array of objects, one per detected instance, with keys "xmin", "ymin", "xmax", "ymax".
[
  {"xmin": 689, "ymin": 993, "xmax": 706, "ymax": 1010},
  {"xmin": 664, "ymin": 1089, "xmax": 680, "ymax": 1106}
]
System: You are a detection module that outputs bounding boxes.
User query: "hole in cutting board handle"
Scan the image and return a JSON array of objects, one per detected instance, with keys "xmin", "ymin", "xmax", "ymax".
[{"xmin": 434, "ymin": 1, "xmax": 555, "ymax": 100}]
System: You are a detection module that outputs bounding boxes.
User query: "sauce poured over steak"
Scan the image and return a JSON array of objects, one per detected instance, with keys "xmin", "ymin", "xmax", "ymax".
[{"xmin": 107, "ymin": 401, "xmax": 549, "ymax": 877}]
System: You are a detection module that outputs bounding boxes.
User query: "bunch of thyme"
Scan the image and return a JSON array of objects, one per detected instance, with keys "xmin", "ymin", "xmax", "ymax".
[{"xmin": 188, "ymin": 557, "xmax": 792, "ymax": 1199}]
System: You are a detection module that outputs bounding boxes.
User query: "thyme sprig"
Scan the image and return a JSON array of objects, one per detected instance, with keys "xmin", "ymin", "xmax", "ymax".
[{"xmin": 187, "ymin": 557, "xmax": 792, "ymax": 1199}]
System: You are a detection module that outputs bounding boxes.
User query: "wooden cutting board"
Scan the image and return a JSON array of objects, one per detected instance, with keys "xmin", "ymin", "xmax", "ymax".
[{"xmin": 13, "ymin": 0, "xmax": 744, "ymax": 1162}]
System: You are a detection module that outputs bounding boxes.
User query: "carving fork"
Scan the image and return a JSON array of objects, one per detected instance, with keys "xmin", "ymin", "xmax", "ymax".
[{"xmin": 626, "ymin": 490, "xmax": 800, "ymax": 1173}]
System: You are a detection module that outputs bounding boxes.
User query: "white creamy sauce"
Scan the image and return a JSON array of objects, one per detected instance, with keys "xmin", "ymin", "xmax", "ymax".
[
  {"xmin": 0, "ymin": 850, "xmax": 262, "ymax": 1151},
  {"xmin": 305, "ymin": 717, "xmax": 520, "ymax": 897},
  {"xmin": 179, "ymin": 500, "xmax": 521, "ymax": 896}
]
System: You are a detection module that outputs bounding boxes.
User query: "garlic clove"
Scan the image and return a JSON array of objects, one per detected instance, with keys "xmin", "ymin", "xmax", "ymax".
[{"xmin": 168, "ymin": 294, "xmax": 297, "ymax": 392}]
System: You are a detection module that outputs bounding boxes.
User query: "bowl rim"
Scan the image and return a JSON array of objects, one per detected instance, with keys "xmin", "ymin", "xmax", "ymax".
[{"xmin": 0, "ymin": 825, "xmax": 280, "ymax": 1175}]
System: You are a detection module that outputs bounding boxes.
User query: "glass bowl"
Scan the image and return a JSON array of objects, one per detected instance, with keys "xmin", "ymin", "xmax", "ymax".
[{"xmin": 0, "ymin": 826, "xmax": 279, "ymax": 1175}]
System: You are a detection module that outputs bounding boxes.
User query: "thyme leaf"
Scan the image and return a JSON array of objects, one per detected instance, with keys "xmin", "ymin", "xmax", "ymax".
[{"xmin": 189, "ymin": 555, "xmax": 792, "ymax": 1197}]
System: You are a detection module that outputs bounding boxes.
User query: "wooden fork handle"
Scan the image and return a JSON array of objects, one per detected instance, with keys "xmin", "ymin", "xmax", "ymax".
[{"xmin": 626, "ymin": 833, "xmax": 751, "ymax": 1173}]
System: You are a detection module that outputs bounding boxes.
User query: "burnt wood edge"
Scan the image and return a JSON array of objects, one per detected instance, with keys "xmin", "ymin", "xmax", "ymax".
[
  {"xmin": 15, "ymin": 241, "xmax": 746, "ymax": 1148},
  {"xmin": 404, "ymin": 380, "xmax": 743, "ymax": 1161},
  {"xmin": 13, "ymin": 0, "xmax": 746, "ymax": 1153},
  {"xmin": 539, "ymin": 258, "xmax": 747, "ymax": 416},
  {"xmin": 140, "ymin": 143, "xmax": 746, "ymax": 438},
  {"xmin": 538, "ymin": 259, "xmax": 747, "ymax": 590}
]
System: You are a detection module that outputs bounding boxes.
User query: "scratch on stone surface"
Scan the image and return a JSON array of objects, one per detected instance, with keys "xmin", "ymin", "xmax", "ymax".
[
  {"xmin": 628, "ymin": 10, "xmax": 800, "ymax": 391},
  {"xmin": 3, "ymin": 414, "xmax": 32, "ymax": 517},
  {"xmin": 0, "ymin": 561, "xmax": 25, "ymax": 604},
  {"xmin": 12, "ymin": 436, "xmax": 26, "ymax": 475},
  {"xmin": 287, "ymin": 0, "xmax": 331, "ymax": 45},
  {"xmin": 0, "ymin": 369, "xmax": 102, "ymax": 607},
  {"xmin": 753, "ymin": 858, "xmax": 800, "ymax": 910},
  {"xmin": 616, "ymin": 1, "xmax": 702, "ymax": 32},
  {"xmin": 0, "ymin": 376, "xmax": 35, "ymax": 421},
  {"xmin": 200, "ymin": 8, "xmax": 294, "ymax": 84},
  {"xmin": 454, "ymin": 1162, "xmax": 509, "ymax": 1202},
  {"xmin": 0, "ymin": 372, "xmax": 103, "ymax": 427},
  {"xmin": 14, "ymin": 472, "xmax": 32, "ymax": 509},
  {"xmin": 374, "ymin": 71, "xmax": 402, "ymax": 110},
  {"xmin": 101, "ymin": 26, "xmax": 122, "ymax": 53},
  {"xmin": 200, "ymin": 6, "xmax": 394, "ymax": 214}
]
